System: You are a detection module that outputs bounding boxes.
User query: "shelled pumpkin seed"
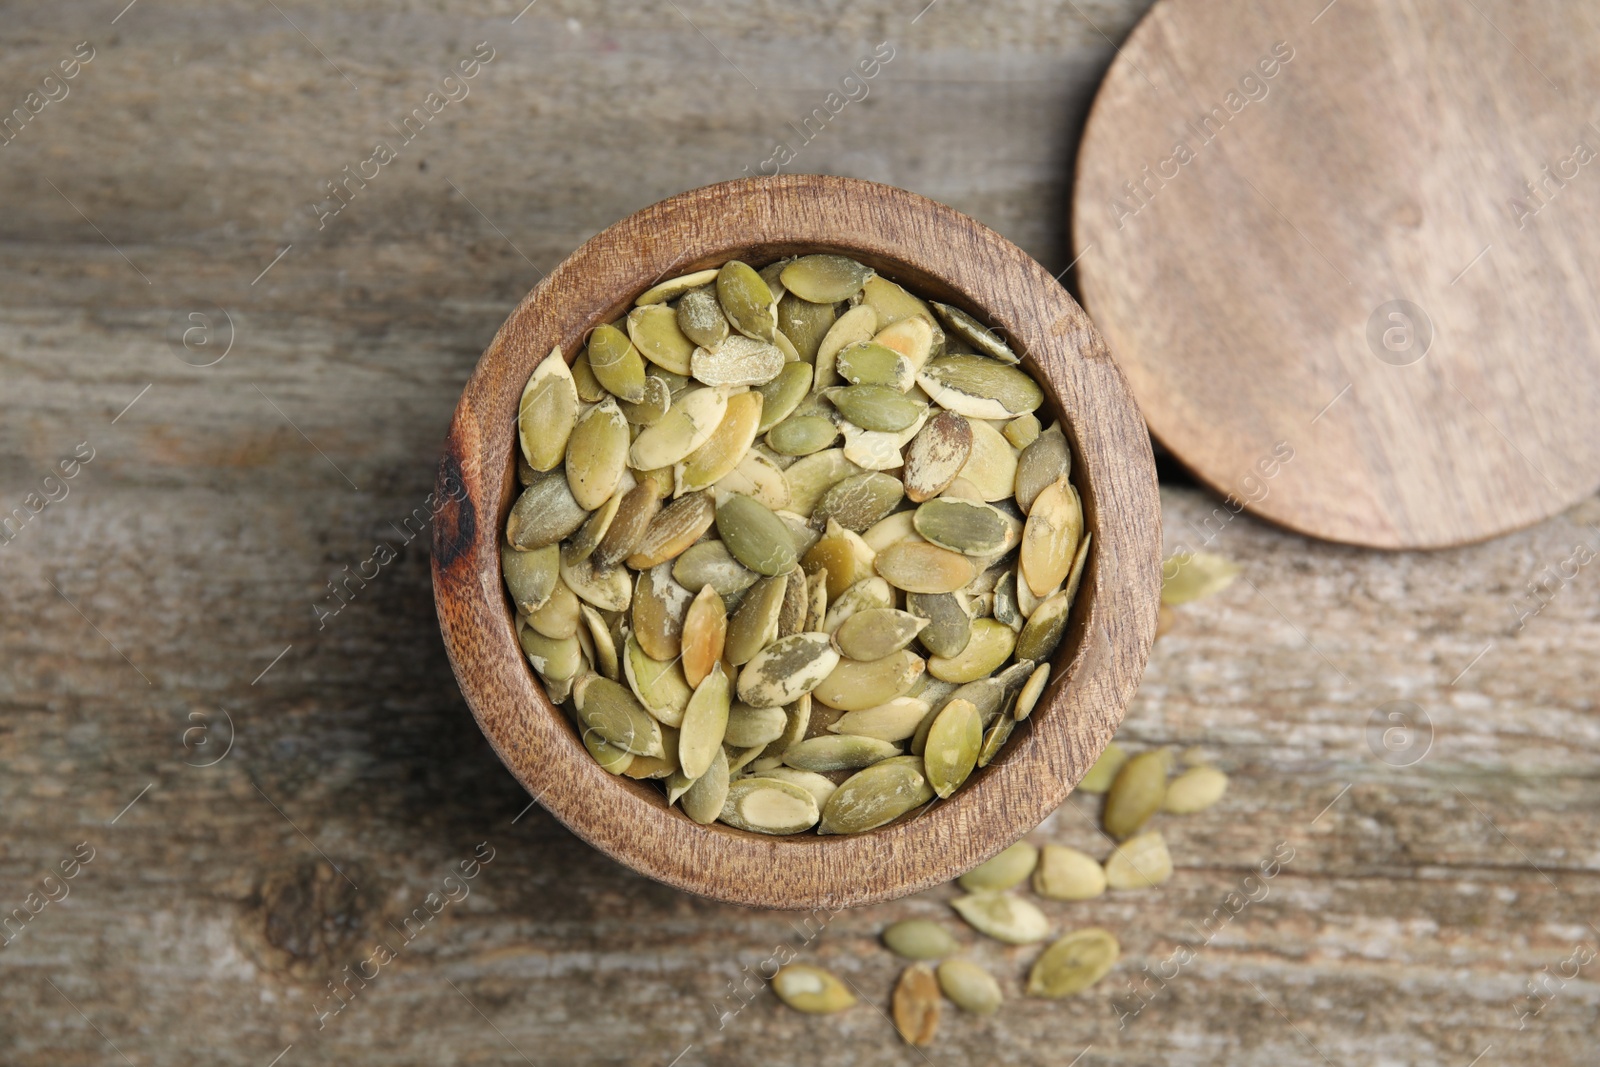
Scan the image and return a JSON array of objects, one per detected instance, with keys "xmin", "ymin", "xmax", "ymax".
[{"xmin": 502, "ymin": 254, "xmax": 1086, "ymax": 836}]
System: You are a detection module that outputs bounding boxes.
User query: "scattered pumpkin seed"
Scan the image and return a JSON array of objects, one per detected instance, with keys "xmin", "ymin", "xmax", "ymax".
[
  {"xmin": 1163, "ymin": 766, "xmax": 1228, "ymax": 813},
  {"xmin": 1162, "ymin": 550, "xmax": 1241, "ymax": 605},
  {"xmin": 950, "ymin": 892, "xmax": 1051, "ymax": 944},
  {"xmin": 884, "ymin": 920, "xmax": 959, "ymax": 961},
  {"xmin": 1103, "ymin": 749, "xmax": 1172, "ymax": 838},
  {"xmin": 938, "ymin": 959, "xmax": 1003, "ymax": 1015},
  {"xmin": 1033, "ymin": 844, "xmax": 1107, "ymax": 900},
  {"xmin": 1104, "ymin": 830, "xmax": 1173, "ymax": 888},
  {"xmin": 892, "ymin": 963, "xmax": 941, "ymax": 1047},
  {"xmin": 1027, "ymin": 928, "xmax": 1120, "ymax": 997},
  {"xmin": 770, "ymin": 963, "xmax": 855, "ymax": 1012},
  {"xmin": 1077, "ymin": 742, "xmax": 1126, "ymax": 794},
  {"xmin": 960, "ymin": 840, "xmax": 1038, "ymax": 891}
]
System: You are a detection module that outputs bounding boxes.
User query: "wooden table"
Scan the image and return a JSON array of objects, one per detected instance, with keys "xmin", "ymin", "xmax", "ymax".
[{"xmin": 3, "ymin": 2, "xmax": 1595, "ymax": 1064}]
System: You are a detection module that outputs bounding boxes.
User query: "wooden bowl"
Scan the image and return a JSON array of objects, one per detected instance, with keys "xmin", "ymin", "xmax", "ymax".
[{"xmin": 432, "ymin": 175, "xmax": 1161, "ymax": 909}]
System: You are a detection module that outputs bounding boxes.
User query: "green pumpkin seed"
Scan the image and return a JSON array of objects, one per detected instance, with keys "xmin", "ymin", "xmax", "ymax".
[
  {"xmin": 574, "ymin": 675, "xmax": 665, "ymax": 757},
  {"xmin": 780, "ymin": 254, "xmax": 873, "ymax": 303},
  {"xmin": 1077, "ymin": 742, "xmax": 1126, "ymax": 794},
  {"xmin": 678, "ymin": 663, "xmax": 730, "ymax": 779},
  {"xmin": 812, "ymin": 649, "xmax": 924, "ymax": 711},
  {"xmin": 884, "ymin": 920, "xmax": 959, "ymax": 961},
  {"xmin": 721, "ymin": 778, "xmax": 820, "ymax": 834},
  {"xmin": 814, "ymin": 471, "xmax": 905, "ymax": 533},
  {"xmin": 976, "ymin": 714, "xmax": 1014, "ymax": 768},
  {"xmin": 828, "ymin": 385, "xmax": 926, "ymax": 433},
  {"xmin": 583, "ymin": 729, "xmax": 635, "ymax": 775},
  {"xmin": 716, "ymin": 260, "xmax": 776, "ymax": 342},
  {"xmin": 678, "ymin": 391, "xmax": 764, "ymax": 492},
  {"xmin": 626, "ymin": 491, "xmax": 716, "ymax": 569},
  {"xmin": 992, "ymin": 570, "xmax": 1023, "ymax": 630},
  {"xmin": 859, "ymin": 276, "xmax": 938, "ymax": 334},
  {"xmin": 919, "ymin": 355, "xmax": 1043, "ymax": 420},
  {"xmin": 506, "ymin": 468, "xmax": 590, "ymax": 551},
  {"xmin": 1014, "ymin": 423, "xmax": 1071, "ymax": 513},
  {"xmin": 1013, "ymin": 663, "xmax": 1049, "ymax": 721},
  {"xmin": 672, "ymin": 540, "xmax": 758, "ymax": 600},
  {"xmin": 519, "ymin": 623, "xmax": 583, "ymax": 682},
  {"xmin": 905, "ymin": 591, "xmax": 972, "ymax": 659},
  {"xmin": 818, "ymin": 758, "xmax": 934, "ymax": 834},
  {"xmin": 528, "ymin": 580, "xmax": 581, "ymax": 639},
  {"xmin": 676, "ymin": 284, "xmax": 730, "ymax": 349},
  {"xmin": 770, "ymin": 963, "xmax": 855, "ymax": 1011},
  {"xmin": 723, "ymin": 702, "xmax": 788, "ymax": 748},
  {"xmin": 629, "ymin": 386, "xmax": 729, "ymax": 469},
  {"xmin": 1021, "ymin": 478, "xmax": 1082, "ymax": 597},
  {"xmin": 559, "ymin": 552, "xmax": 632, "ymax": 612},
  {"xmin": 754, "ymin": 361, "xmax": 813, "ymax": 433},
  {"xmin": 1163, "ymin": 766, "xmax": 1228, "ymax": 813},
  {"xmin": 822, "ymin": 576, "xmax": 893, "ymax": 633},
  {"xmin": 715, "ymin": 494, "xmax": 797, "ymax": 576},
  {"xmin": 1027, "ymin": 928, "xmax": 1120, "ymax": 997},
  {"xmin": 924, "ymin": 697, "xmax": 981, "ymax": 797},
  {"xmin": 1003, "ymin": 413, "xmax": 1040, "ymax": 449},
  {"xmin": 827, "ymin": 697, "xmax": 931, "ymax": 742},
  {"xmin": 832, "ymin": 608, "xmax": 928, "ymax": 663},
  {"xmin": 1104, "ymin": 830, "xmax": 1172, "ymax": 888},
  {"xmin": 585, "ymin": 324, "xmax": 647, "ymax": 403},
  {"xmin": 876, "ymin": 541, "xmax": 976, "ymax": 595},
  {"xmin": 776, "ymin": 292, "xmax": 837, "ymax": 364},
  {"xmin": 627, "ymin": 303, "xmax": 696, "ymax": 375},
  {"xmin": 1103, "ymin": 748, "xmax": 1171, "ymax": 839},
  {"xmin": 616, "ymin": 374, "xmax": 672, "ymax": 426},
  {"xmin": 678, "ymin": 744, "xmax": 730, "ymax": 824},
  {"xmin": 724, "ymin": 574, "xmax": 787, "ymax": 665},
  {"xmin": 783, "ymin": 450, "xmax": 862, "ymax": 517},
  {"xmin": 593, "ymin": 483, "xmax": 662, "ymax": 569},
  {"xmin": 570, "ymin": 349, "xmax": 607, "ymax": 403},
  {"xmin": 782, "ymin": 734, "xmax": 901, "ymax": 772},
  {"xmin": 913, "ymin": 498, "xmax": 1012, "ymax": 556},
  {"xmin": 691, "ymin": 334, "xmax": 786, "ymax": 387},
  {"xmin": 950, "ymin": 892, "xmax": 1051, "ymax": 944},
  {"xmin": 836, "ymin": 340, "xmax": 915, "ymax": 391},
  {"xmin": 562, "ymin": 483, "xmax": 625, "ymax": 569},
  {"xmin": 758, "ymin": 257, "xmax": 792, "ymax": 305},
  {"xmin": 635, "ymin": 267, "xmax": 719, "ymax": 306},
  {"xmin": 624, "ymin": 633, "xmax": 692, "ymax": 727},
  {"xmin": 564, "ymin": 399, "xmax": 629, "ymax": 510},
  {"xmin": 767, "ymin": 414, "xmax": 840, "ymax": 456},
  {"xmin": 938, "ymin": 959, "xmax": 1003, "ymax": 1015},
  {"xmin": 502, "ymin": 542, "xmax": 560, "ymax": 614},
  {"xmin": 632, "ymin": 562, "xmax": 692, "ymax": 661},
  {"xmin": 1033, "ymin": 844, "xmax": 1107, "ymax": 900},
  {"xmin": 518, "ymin": 348, "xmax": 579, "ymax": 472},
  {"xmin": 930, "ymin": 301, "xmax": 1019, "ymax": 365},
  {"xmin": 959, "ymin": 840, "xmax": 1038, "ymax": 891},
  {"xmin": 815, "ymin": 304, "xmax": 877, "ymax": 390},
  {"xmin": 1015, "ymin": 589, "xmax": 1071, "ymax": 663},
  {"xmin": 736, "ymin": 632, "xmax": 839, "ymax": 707}
]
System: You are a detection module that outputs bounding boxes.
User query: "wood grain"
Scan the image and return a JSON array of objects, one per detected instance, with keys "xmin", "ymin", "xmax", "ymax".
[
  {"xmin": 1072, "ymin": 0, "xmax": 1600, "ymax": 548},
  {"xmin": 433, "ymin": 174, "xmax": 1162, "ymax": 910},
  {"xmin": 2, "ymin": 1, "xmax": 1597, "ymax": 1064}
]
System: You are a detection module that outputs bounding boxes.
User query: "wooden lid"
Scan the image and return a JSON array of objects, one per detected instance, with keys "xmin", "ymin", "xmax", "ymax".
[{"xmin": 1072, "ymin": 0, "xmax": 1600, "ymax": 548}]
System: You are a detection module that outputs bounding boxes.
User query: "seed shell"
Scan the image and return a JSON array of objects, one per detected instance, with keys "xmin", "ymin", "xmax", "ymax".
[{"xmin": 892, "ymin": 964, "xmax": 941, "ymax": 1047}]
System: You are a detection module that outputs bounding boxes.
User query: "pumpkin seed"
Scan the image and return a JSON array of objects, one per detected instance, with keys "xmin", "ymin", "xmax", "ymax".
[
  {"xmin": 782, "ymin": 449, "xmax": 860, "ymax": 517},
  {"xmin": 820, "ymin": 577, "xmax": 890, "ymax": 635},
  {"xmin": 1103, "ymin": 748, "xmax": 1172, "ymax": 839},
  {"xmin": 721, "ymin": 574, "xmax": 785, "ymax": 664},
  {"xmin": 627, "ymin": 303, "xmax": 696, "ymax": 375},
  {"xmin": 976, "ymin": 714, "xmax": 1014, "ymax": 767},
  {"xmin": 770, "ymin": 963, "xmax": 855, "ymax": 1012},
  {"xmin": 1015, "ymin": 587, "xmax": 1070, "ymax": 663},
  {"xmin": 860, "ymin": 512, "xmax": 920, "ymax": 556},
  {"xmin": 1033, "ymin": 844, "xmax": 1107, "ymax": 900},
  {"xmin": 836, "ymin": 340, "xmax": 916, "ymax": 391},
  {"xmin": 563, "ymin": 482, "xmax": 626, "ymax": 570},
  {"xmin": 678, "ymin": 663, "xmax": 730, "ymax": 779},
  {"xmin": 506, "ymin": 469, "xmax": 590, "ymax": 550},
  {"xmin": 777, "ymin": 292, "xmax": 837, "ymax": 363},
  {"xmin": 518, "ymin": 348, "xmax": 579, "ymax": 472},
  {"xmin": 721, "ymin": 777, "xmax": 819, "ymax": 835},
  {"xmin": 680, "ymin": 585, "xmax": 726, "ymax": 689},
  {"xmin": 570, "ymin": 349, "xmax": 607, "ymax": 403},
  {"xmin": 715, "ymin": 494, "xmax": 797, "ymax": 576},
  {"xmin": 781, "ymin": 254, "xmax": 873, "ymax": 303},
  {"xmin": 814, "ymin": 472, "xmax": 905, "ymax": 533},
  {"xmin": 677, "ymin": 391, "xmax": 764, "ymax": 492},
  {"xmin": 1162, "ymin": 550, "xmax": 1240, "ymax": 605},
  {"xmin": 906, "ymin": 591, "xmax": 972, "ymax": 658},
  {"xmin": 629, "ymin": 384, "xmax": 728, "ymax": 468},
  {"xmin": 583, "ymin": 729, "xmax": 635, "ymax": 775},
  {"xmin": 632, "ymin": 563, "xmax": 691, "ymax": 661},
  {"xmin": 876, "ymin": 541, "xmax": 976, "ymax": 594},
  {"xmin": 627, "ymin": 491, "xmax": 716, "ymax": 569},
  {"xmin": 1013, "ymin": 423, "xmax": 1070, "ymax": 513},
  {"xmin": 892, "ymin": 964, "xmax": 941, "ymax": 1047},
  {"xmin": 676, "ymin": 284, "xmax": 730, "ymax": 349},
  {"xmin": 716, "ymin": 260, "xmax": 776, "ymax": 342},
  {"xmin": 758, "ymin": 257, "xmax": 792, "ymax": 305},
  {"xmin": 919, "ymin": 355, "xmax": 1043, "ymax": 420},
  {"xmin": 756, "ymin": 692, "xmax": 811, "ymax": 763},
  {"xmin": 715, "ymin": 449, "xmax": 791, "ymax": 511},
  {"xmin": 502, "ymin": 542, "xmax": 560, "ymax": 614},
  {"xmin": 1003, "ymin": 413, "xmax": 1040, "ymax": 449},
  {"xmin": 930, "ymin": 301, "xmax": 1019, "ymax": 364},
  {"xmin": 723, "ymin": 701, "xmax": 788, "ymax": 748},
  {"xmin": 992, "ymin": 570, "xmax": 1023, "ymax": 631},
  {"xmin": 766, "ymin": 414, "xmax": 840, "ymax": 456},
  {"xmin": 754, "ymin": 361, "xmax": 812, "ymax": 433},
  {"xmin": 580, "ymin": 604, "xmax": 620, "ymax": 681},
  {"xmin": 1104, "ymin": 830, "xmax": 1173, "ymax": 888},
  {"xmin": 832, "ymin": 609, "xmax": 928, "ymax": 661},
  {"xmin": 938, "ymin": 959, "xmax": 1002, "ymax": 1015},
  {"xmin": 884, "ymin": 920, "xmax": 959, "ymax": 961},
  {"xmin": 950, "ymin": 892, "xmax": 1051, "ymax": 944},
  {"xmin": 573, "ymin": 675, "xmax": 665, "ymax": 757},
  {"xmin": 691, "ymin": 334, "xmax": 785, "ymax": 388},
  {"xmin": 924, "ymin": 697, "xmax": 981, "ymax": 797},
  {"xmin": 827, "ymin": 697, "xmax": 931, "ymax": 742},
  {"xmin": 818, "ymin": 758, "xmax": 934, "ymax": 834},
  {"xmin": 623, "ymin": 633, "xmax": 692, "ymax": 726},
  {"xmin": 679, "ymin": 745, "xmax": 730, "ymax": 824},
  {"xmin": 1013, "ymin": 663, "xmax": 1049, "ymax": 720},
  {"xmin": 803, "ymin": 520, "xmax": 878, "ymax": 601},
  {"xmin": 736, "ymin": 632, "xmax": 839, "ymax": 707},
  {"xmin": 585, "ymin": 324, "xmax": 647, "ymax": 403},
  {"xmin": 756, "ymin": 766, "xmax": 836, "ymax": 809},
  {"xmin": 564, "ymin": 398, "xmax": 630, "ymax": 510},
  {"xmin": 1027, "ymin": 928, "xmax": 1120, "ymax": 997},
  {"xmin": 913, "ymin": 498, "xmax": 1012, "ymax": 556},
  {"xmin": 902, "ymin": 411, "xmax": 973, "ymax": 502},
  {"xmin": 839, "ymin": 413, "xmax": 926, "ymax": 471},
  {"xmin": 1163, "ymin": 766, "xmax": 1228, "ymax": 813},
  {"xmin": 859, "ymin": 276, "xmax": 937, "ymax": 335},
  {"xmin": 957, "ymin": 418, "xmax": 1020, "ymax": 503},
  {"xmin": 772, "ymin": 565, "xmax": 807, "ymax": 639},
  {"xmin": 782, "ymin": 734, "xmax": 901, "ymax": 772},
  {"xmin": 1077, "ymin": 742, "xmax": 1126, "ymax": 794},
  {"xmin": 874, "ymin": 316, "xmax": 936, "ymax": 372},
  {"xmin": 1020, "ymin": 478, "xmax": 1082, "ymax": 597},
  {"xmin": 960, "ymin": 840, "xmax": 1038, "ymax": 891},
  {"xmin": 727, "ymin": 744, "xmax": 768, "ymax": 776},
  {"xmin": 814, "ymin": 303, "xmax": 877, "ymax": 389},
  {"xmin": 828, "ymin": 385, "xmax": 925, "ymax": 432},
  {"xmin": 593, "ymin": 483, "xmax": 662, "ymax": 569},
  {"xmin": 1063, "ymin": 531, "xmax": 1091, "ymax": 608},
  {"xmin": 616, "ymin": 374, "xmax": 672, "ymax": 426},
  {"xmin": 560, "ymin": 552, "xmax": 632, "ymax": 612},
  {"xmin": 529, "ymin": 580, "xmax": 582, "ymax": 639},
  {"xmin": 812, "ymin": 649, "xmax": 924, "ymax": 711},
  {"xmin": 635, "ymin": 267, "xmax": 719, "ymax": 306},
  {"xmin": 519, "ymin": 624, "xmax": 582, "ymax": 682}
]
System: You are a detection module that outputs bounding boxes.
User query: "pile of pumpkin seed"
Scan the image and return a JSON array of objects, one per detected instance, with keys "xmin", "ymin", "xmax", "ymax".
[
  {"xmin": 505, "ymin": 253, "xmax": 1088, "ymax": 835},
  {"xmin": 770, "ymin": 745, "xmax": 1230, "ymax": 1046}
]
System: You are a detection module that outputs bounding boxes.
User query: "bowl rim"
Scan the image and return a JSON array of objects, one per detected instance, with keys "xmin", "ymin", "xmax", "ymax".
[{"xmin": 432, "ymin": 174, "xmax": 1161, "ymax": 909}]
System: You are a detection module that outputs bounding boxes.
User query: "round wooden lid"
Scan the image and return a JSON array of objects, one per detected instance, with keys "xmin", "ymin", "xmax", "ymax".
[{"xmin": 1072, "ymin": 0, "xmax": 1600, "ymax": 548}]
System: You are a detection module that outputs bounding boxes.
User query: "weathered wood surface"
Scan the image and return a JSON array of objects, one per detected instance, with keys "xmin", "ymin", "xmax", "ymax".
[{"xmin": 1, "ymin": 1, "xmax": 1596, "ymax": 1065}]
